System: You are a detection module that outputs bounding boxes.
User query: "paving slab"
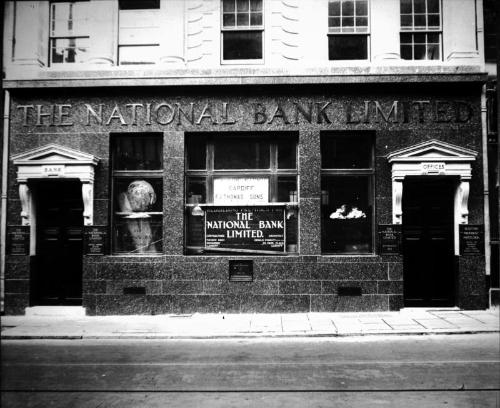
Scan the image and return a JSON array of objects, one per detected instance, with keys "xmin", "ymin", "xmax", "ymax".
[{"xmin": 1, "ymin": 309, "xmax": 498, "ymax": 339}]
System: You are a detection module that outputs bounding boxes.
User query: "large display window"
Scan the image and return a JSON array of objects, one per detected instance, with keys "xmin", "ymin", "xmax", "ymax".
[
  {"xmin": 185, "ymin": 133, "xmax": 298, "ymax": 255},
  {"xmin": 111, "ymin": 134, "xmax": 163, "ymax": 254},
  {"xmin": 321, "ymin": 132, "xmax": 374, "ymax": 254}
]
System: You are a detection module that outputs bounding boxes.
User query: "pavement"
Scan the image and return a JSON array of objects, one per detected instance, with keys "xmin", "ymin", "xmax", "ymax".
[{"xmin": 1, "ymin": 308, "xmax": 499, "ymax": 339}]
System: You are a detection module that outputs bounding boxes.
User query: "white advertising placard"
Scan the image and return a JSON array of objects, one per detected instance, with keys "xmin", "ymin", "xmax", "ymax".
[{"xmin": 213, "ymin": 178, "xmax": 269, "ymax": 204}]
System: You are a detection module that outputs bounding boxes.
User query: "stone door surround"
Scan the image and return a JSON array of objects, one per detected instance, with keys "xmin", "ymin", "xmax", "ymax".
[
  {"xmin": 387, "ymin": 139, "xmax": 477, "ymax": 255},
  {"xmin": 11, "ymin": 144, "xmax": 99, "ymax": 254}
]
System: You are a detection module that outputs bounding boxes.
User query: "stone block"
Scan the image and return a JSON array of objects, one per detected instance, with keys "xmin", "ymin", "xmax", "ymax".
[
  {"xmin": 163, "ymin": 280, "xmax": 204, "ymax": 295},
  {"xmin": 377, "ymin": 280, "xmax": 404, "ymax": 294},
  {"xmin": 279, "ymin": 280, "xmax": 321, "ymax": 294},
  {"xmin": 255, "ymin": 262, "xmax": 309, "ymax": 280},
  {"xmin": 311, "ymin": 262, "xmax": 387, "ymax": 280},
  {"xmin": 311, "ymin": 294, "xmax": 388, "ymax": 312},
  {"xmin": 4, "ymin": 294, "xmax": 29, "ymax": 315},
  {"xmin": 83, "ymin": 280, "xmax": 106, "ymax": 294},
  {"xmin": 299, "ymin": 198, "xmax": 321, "ymax": 255},
  {"xmin": 5, "ymin": 279, "xmax": 29, "ymax": 294}
]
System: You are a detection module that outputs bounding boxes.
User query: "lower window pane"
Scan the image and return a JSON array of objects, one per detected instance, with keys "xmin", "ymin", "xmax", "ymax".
[
  {"xmin": 328, "ymin": 35, "xmax": 367, "ymax": 60},
  {"xmin": 321, "ymin": 176, "xmax": 372, "ymax": 254},
  {"xmin": 223, "ymin": 31, "xmax": 263, "ymax": 60},
  {"xmin": 113, "ymin": 178, "xmax": 163, "ymax": 253}
]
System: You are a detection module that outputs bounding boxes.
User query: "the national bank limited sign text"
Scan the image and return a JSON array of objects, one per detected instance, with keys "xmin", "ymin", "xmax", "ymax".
[{"xmin": 15, "ymin": 100, "xmax": 474, "ymax": 127}]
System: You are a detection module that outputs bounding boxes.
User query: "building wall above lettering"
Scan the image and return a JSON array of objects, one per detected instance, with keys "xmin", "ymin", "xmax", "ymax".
[{"xmin": 2, "ymin": 0, "xmax": 486, "ymax": 86}]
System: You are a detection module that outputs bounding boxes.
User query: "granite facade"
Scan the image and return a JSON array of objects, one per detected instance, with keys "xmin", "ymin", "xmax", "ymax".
[{"xmin": 4, "ymin": 84, "xmax": 487, "ymax": 314}]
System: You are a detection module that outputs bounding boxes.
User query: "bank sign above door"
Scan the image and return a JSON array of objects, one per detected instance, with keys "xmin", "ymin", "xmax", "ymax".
[
  {"xmin": 205, "ymin": 207, "xmax": 285, "ymax": 254},
  {"xmin": 15, "ymin": 99, "xmax": 475, "ymax": 128}
]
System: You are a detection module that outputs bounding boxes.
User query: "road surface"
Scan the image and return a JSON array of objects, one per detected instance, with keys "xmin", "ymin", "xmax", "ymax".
[{"xmin": 2, "ymin": 333, "xmax": 499, "ymax": 407}]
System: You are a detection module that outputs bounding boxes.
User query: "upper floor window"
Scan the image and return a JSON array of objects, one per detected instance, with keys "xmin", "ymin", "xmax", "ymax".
[
  {"xmin": 221, "ymin": 0, "xmax": 263, "ymax": 62},
  {"xmin": 328, "ymin": 0, "xmax": 369, "ymax": 60},
  {"xmin": 400, "ymin": 0, "xmax": 441, "ymax": 60},
  {"xmin": 118, "ymin": 0, "xmax": 160, "ymax": 65},
  {"xmin": 49, "ymin": 1, "xmax": 89, "ymax": 65}
]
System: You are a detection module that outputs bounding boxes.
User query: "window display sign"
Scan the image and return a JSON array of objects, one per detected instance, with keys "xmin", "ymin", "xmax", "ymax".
[
  {"xmin": 213, "ymin": 178, "xmax": 269, "ymax": 204},
  {"xmin": 84, "ymin": 225, "xmax": 108, "ymax": 255},
  {"xmin": 459, "ymin": 224, "xmax": 484, "ymax": 256},
  {"xmin": 7, "ymin": 225, "xmax": 30, "ymax": 255},
  {"xmin": 205, "ymin": 206, "xmax": 285, "ymax": 253},
  {"xmin": 378, "ymin": 224, "xmax": 402, "ymax": 255}
]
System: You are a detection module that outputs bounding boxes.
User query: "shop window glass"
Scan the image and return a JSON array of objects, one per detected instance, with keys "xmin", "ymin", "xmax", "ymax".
[
  {"xmin": 400, "ymin": 0, "xmax": 441, "ymax": 60},
  {"xmin": 49, "ymin": 1, "xmax": 89, "ymax": 65},
  {"xmin": 112, "ymin": 134, "xmax": 163, "ymax": 254},
  {"xmin": 321, "ymin": 133, "xmax": 374, "ymax": 254},
  {"xmin": 185, "ymin": 133, "xmax": 298, "ymax": 255},
  {"xmin": 328, "ymin": 0, "xmax": 369, "ymax": 60},
  {"xmin": 222, "ymin": 0, "xmax": 263, "ymax": 61},
  {"xmin": 214, "ymin": 138, "xmax": 270, "ymax": 169}
]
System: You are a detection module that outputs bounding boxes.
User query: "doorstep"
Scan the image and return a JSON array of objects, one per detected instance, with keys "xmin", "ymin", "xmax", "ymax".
[{"xmin": 24, "ymin": 306, "xmax": 86, "ymax": 317}]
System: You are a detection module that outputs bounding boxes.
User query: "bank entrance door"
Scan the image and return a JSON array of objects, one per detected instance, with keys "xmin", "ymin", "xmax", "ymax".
[
  {"xmin": 33, "ymin": 180, "xmax": 83, "ymax": 305},
  {"xmin": 402, "ymin": 177, "xmax": 456, "ymax": 307}
]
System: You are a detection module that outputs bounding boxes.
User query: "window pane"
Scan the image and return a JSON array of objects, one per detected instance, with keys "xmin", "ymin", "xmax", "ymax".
[
  {"xmin": 414, "ymin": 14, "xmax": 426, "ymax": 27},
  {"xmin": 278, "ymin": 177, "xmax": 297, "ymax": 202},
  {"xmin": 401, "ymin": 44, "xmax": 413, "ymax": 59},
  {"xmin": 236, "ymin": 0, "xmax": 249, "ymax": 12},
  {"xmin": 223, "ymin": 0, "xmax": 235, "ymax": 12},
  {"xmin": 401, "ymin": 0, "xmax": 412, "ymax": 14},
  {"xmin": 214, "ymin": 138, "xmax": 270, "ymax": 169},
  {"xmin": 342, "ymin": 0, "xmax": 354, "ymax": 16},
  {"xmin": 113, "ymin": 178, "xmax": 163, "ymax": 254},
  {"xmin": 328, "ymin": 35, "xmax": 368, "ymax": 60},
  {"xmin": 329, "ymin": 17, "xmax": 341, "ymax": 28},
  {"xmin": 321, "ymin": 133, "xmax": 373, "ymax": 169},
  {"xmin": 113, "ymin": 135, "xmax": 163, "ymax": 170},
  {"xmin": 414, "ymin": 44, "xmax": 426, "ymax": 59},
  {"xmin": 250, "ymin": 12, "xmax": 262, "ymax": 26},
  {"xmin": 186, "ymin": 139, "xmax": 206, "ymax": 169},
  {"xmin": 400, "ymin": 14, "xmax": 412, "ymax": 27},
  {"xmin": 400, "ymin": 33, "xmax": 412, "ymax": 43},
  {"xmin": 223, "ymin": 13, "xmax": 236, "ymax": 27},
  {"xmin": 427, "ymin": 32, "xmax": 439, "ymax": 43},
  {"xmin": 186, "ymin": 177, "xmax": 207, "ymax": 204},
  {"xmin": 321, "ymin": 176, "xmax": 372, "ymax": 254},
  {"xmin": 414, "ymin": 0, "xmax": 425, "ymax": 13},
  {"xmin": 427, "ymin": 14, "xmax": 440, "ymax": 28},
  {"xmin": 426, "ymin": 43, "xmax": 439, "ymax": 59},
  {"xmin": 277, "ymin": 140, "xmax": 297, "ymax": 169},
  {"xmin": 223, "ymin": 31, "xmax": 263, "ymax": 60},
  {"xmin": 250, "ymin": 0, "xmax": 262, "ymax": 11},
  {"xmin": 414, "ymin": 33, "xmax": 425, "ymax": 43},
  {"xmin": 119, "ymin": 0, "xmax": 160, "ymax": 9},
  {"xmin": 329, "ymin": 0, "xmax": 341, "ymax": 16},
  {"xmin": 341, "ymin": 17, "xmax": 354, "ymax": 27},
  {"xmin": 427, "ymin": 0, "xmax": 439, "ymax": 13},
  {"xmin": 237, "ymin": 12, "xmax": 249, "ymax": 26},
  {"xmin": 355, "ymin": 0, "xmax": 368, "ymax": 16},
  {"xmin": 356, "ymin": 17, "xmax": 368, "ymax": 28},
  {"xmin": 50, "ymin": 38, "xmax": 89, "ymax": 64}
]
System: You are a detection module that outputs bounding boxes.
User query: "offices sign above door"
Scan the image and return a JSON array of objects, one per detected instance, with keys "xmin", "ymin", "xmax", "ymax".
[{"xmin": 15, "ymin": 99, "xmax": 475, "ymax": 127}]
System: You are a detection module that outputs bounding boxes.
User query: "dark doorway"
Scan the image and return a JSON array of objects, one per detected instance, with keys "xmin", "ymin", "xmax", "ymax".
[
  {"xmin": 402, "ymin": 177, "xmax": 456, "ymax": 307},
  {"xmin": 32, "ymin": 180, "xmax": 83, "ymax": 305}
]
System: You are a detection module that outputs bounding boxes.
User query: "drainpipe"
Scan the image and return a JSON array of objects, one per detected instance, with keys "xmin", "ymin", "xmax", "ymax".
[
  {"xmin": 482, "ymin": 86, "xmax": 491, "ymax": 279},
  {"xmin": 1, "ymin": 90, "xmax": 10, "ymax": 313}
]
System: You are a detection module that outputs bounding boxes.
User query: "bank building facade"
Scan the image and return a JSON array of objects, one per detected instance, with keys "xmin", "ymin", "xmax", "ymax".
[{"xmin": 1, "ymin": 0, "xmax": 495, "ymax": 315}]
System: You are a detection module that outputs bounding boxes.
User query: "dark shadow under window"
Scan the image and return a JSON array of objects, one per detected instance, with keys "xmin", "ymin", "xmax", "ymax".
[
  {"xmin": 328, "ymin": 35, "xmax": 368, "ymax": 60},
  {"xmin": 223, "ymin": 31, "xmax": 263, "ymax": 60}
]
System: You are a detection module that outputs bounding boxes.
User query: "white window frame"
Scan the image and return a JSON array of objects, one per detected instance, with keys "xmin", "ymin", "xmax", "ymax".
[
  {"xmin": 399, "ymin": 0, "xmax": 442, "ymax": 61},
  {"xmin": 327, "ymin": 0, "xmax": 371, "ymax": 61},
  {"xmin": 49, "ymin": 1, "xmax": 90, "ymax": 66},
  {"xmin": 220, "ymin": 0, "xmax": 265, "ymax": 65}
]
